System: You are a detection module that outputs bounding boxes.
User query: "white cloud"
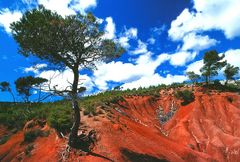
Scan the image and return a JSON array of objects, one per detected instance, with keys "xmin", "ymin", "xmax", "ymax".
[
  {"xmin": 0, "ymin": 9, "xmax": 22, "ymax": 33},
  {"xmin": 38, "ymin": 0, "xmax": 75, "ymax": 16},
  {"xmin": 38, "ymin": 0, "xmax": 97, "ymax": 16},
  {"xmin": 168, "ymin": 0, "xmax": 240, "ymax": 40},
  {"xmin": 185, "ymin": 60, "xmax": 203, "ymax": 75},
  {"xmin": 103, "ymin": 17, "xmax": 116, "ymax": 39},
  {"xmin": 37, "ymin": 68, "xmax": 95, "ymax": 95},
  {"xmin": 71, "ymin": 0, "xmax": 97, "ymax": 14},
  {"xmin": 93, "ymin": 52, "xmax": 170, "ymax": 90},
  {"xmin": 224, "ymin": 49, "xmax": 240, "ymax": 68},
  {"xmin": 181, "ymin": 33, "xmax": 218, "ymax": 51},
  {"xmin": 24, "ymin": 63, "xmax": 47, "ymax": 74},
  {"xmin": 122, "ymin": 74, "xmax": 187, "ymax": 90},
  {"xmin": 130, "ymin": 40, "xmax": 148, "ymax": 55},
  {"xmin": 147, "ymin": 37, "xmax": 156, "ymax": 44},
  {"xmin": 118, "ymin": 27, "xmax": 138, "ymax": 49},
  {"xmin": 169, "ymin": 51, "xmax": 197, "ymax": 66}
]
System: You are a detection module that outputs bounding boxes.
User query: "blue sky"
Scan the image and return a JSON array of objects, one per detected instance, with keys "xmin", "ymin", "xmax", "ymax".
[{"xmin": 0, "ymin": 0, "xmax": 240, "ymax": 102}]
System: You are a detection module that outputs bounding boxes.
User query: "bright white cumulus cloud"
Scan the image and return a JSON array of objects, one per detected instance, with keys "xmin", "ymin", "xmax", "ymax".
[
  {"xmin": 122, "ymin": 74, "xmax": 187, "ymax": 90},
  {"xmin": 93, "ymin": 52, "xmax": 171, "ymax": 90},
  {"xmin": 168, "ymin": 0, "xmax": 240, "ymax": 40},
  {"xmin": 118, "ymin": 27, "xmax": 138, "ymax": 49},
  {"xmin": 0, "ymin": 9, "xmax": 22, "ymax": 33},
  {"xmin": 38, "ymin": 0, "xmax": 97, "ymax": 16},
  {"xmin": 0, "ymin": 0, "xmax": 97, "ymax": 33},
  {"xmin": 169, "ymin": 51, "xmax": 197, "ymax": 66},
  {"xmin": 181, "ymin": 33, "xmax": 218, "ymax": 51},
  {"xmin": 103, "ymin": 17, "xmax": 116, "ymax": 39}
]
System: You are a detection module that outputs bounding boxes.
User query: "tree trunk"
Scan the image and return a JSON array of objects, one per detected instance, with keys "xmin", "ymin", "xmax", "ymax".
[
  {"xmin": 9, "ymin": 91, "xmax": 15, "ymax": 103},
  {"xmin": 68, "ymin": 68, "xmax": 80, "ymax": 148}
]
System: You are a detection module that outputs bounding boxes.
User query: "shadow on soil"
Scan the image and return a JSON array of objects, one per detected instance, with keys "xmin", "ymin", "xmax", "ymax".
[{"xmin": 120, "ymin": 148, "xmax": 169, "ymax": 162}]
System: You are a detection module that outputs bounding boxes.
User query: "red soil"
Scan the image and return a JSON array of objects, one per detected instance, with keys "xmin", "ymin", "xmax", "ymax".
[{"xmin": 0, "ymin": 90, "xmax": 240, "ymax": 162}]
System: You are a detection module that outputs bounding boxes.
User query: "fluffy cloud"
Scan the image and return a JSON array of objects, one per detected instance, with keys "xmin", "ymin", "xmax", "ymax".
[
  {"xmin": 169, "ymin": 51, "xmax": 197, "ymax": 66},
  {"xmin": 24, "ymin": 63, "xmax": 48, "ymax": 74},
  {"xmin": 185, "ymin": 60, "xmax": 203, "ymax": 75},
  {"xmin": 122, "ymin": 74, "xmax": 187, "ymax": 90},
  {"xmin": 37, "ymin": 69, "xmax": 95, "ymax": 95},
  {"xmin": 38, "ymin": 0, "xmax": 97, "ymax": 16},
  {"xmin": 0, "ymin": 0, "xmax": 97, "ymax": 33},
  {"xmin": 181, "ymin": 33, "xmax": 218, "ymax": 51},
  {"xmin": 168, "ymin": 0, "xmax": 240, "ymax": 40},
  {"xmin": 0, "ymin": 9, "xmax": 22, "ymax": 33},
  {"xmin": 71, "ymin": 0, "xmax": 97, "ymax": 13},
  {"xmin": 103, "ymin": 17, "xmax": 116, "ymax": 39},
  {"xmin": 118, "ymin": 27, "xmax": 138, "ymax": 49},
  {"xmin": 93, "ymin": 52, "xmax": 170, "ymax": 90},
  {"xmin": 130, "ymin": 40, "xmax": 148, "ymax": 55}
]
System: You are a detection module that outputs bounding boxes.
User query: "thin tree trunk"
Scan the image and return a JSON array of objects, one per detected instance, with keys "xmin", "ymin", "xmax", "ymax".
[
  {"xmin": 68, "ymin": 68, "xmax": 81, "ymax": 147},
  {"xmin": 9, "ymin": 91, "xmax": 15, "ymax": 103}
]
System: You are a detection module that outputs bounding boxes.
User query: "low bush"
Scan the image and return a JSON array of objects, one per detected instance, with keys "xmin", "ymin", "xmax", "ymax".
[
  {"xmin": 24, "ymin": 129, "xmax": 42, "ymax": 142},
  {"xmin": 24, "ymin": 128, "xmax": 50, "ymax": 142},
  {"xmin": 0, "ymin": 135, "xmax": 10, "ymax": 145},
  {"xmin": 175, "ymin": 90, "xmax": 195, "ymax": 106},
  {"xmin": 47, "ymin": 105, "xmax": 72, "ymax": 134}
]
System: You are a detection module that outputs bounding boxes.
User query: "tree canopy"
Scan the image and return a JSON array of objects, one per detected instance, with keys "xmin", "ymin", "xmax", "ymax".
[
  {"xmin": 15, "ymin": 76, "xmax": 48, "ymax": 102},
  {"xmin": 200, "ymin": 50, "xmax": 226, "ymax": 85},
  {"xmin": 224, "ymin": 63, "xmax": 239, "ymax": 85},
  {"xmin": 0, "ymin": 81, "xmax": 15, "ymax": 102},
  {"xmin": 10, "ymin": 5, "xmax": 124, "ymax": 72}
]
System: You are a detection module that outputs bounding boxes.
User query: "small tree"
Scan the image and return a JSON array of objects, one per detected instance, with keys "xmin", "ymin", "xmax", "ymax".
[
  {"xmin": 224, "ymin": 63, "xmax": 239, "ymax": 85},
  {"xmin": 0, "ymin": 81, "xmax": 16, "ymax": 102},
  {"xmin": 200, "ymin": 50, "xmax": 227, "ymax": 85},
  {"xmin": 186, "ymin": 71, "xmax": 200, "ymax": 90},
  {"xmin": 15, "ymin": 76, "xmax": 48, "ymax": 102},
  {"xmin": 10, "ymin": 6, "xmax": 124, "ymax": 147}
]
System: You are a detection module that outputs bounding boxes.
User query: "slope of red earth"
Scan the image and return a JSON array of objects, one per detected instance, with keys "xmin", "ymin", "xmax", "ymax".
[{"xmin": 0, "ymin": 88, "xmax": 240, "ymax": 162}]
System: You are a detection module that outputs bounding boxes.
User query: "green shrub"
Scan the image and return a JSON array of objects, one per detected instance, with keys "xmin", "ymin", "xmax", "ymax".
[
  {"xmin": 24, "ymin": 129, "xmax": 42, "ymax": 142},
  {"xmin": 0, "ymin": 135, "xmax": 10, "ymax": 145},
  {"xmin": 175, "ymin": 90, "xmax": 195, "ymax": 106},
  {"xmin": 47, "ymin": 105, "xmax": 72, "ymax": 134}
]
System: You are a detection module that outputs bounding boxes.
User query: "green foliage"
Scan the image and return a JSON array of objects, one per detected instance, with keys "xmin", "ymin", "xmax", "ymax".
[
  {"xmin": 15, "ymin": 76, "xmax": 48, "ymax": 102},
  {"xmin": 200, "ymin": 50, "xmax": 227, "ymax": 85},
  {"xmin": 24, "ymin": 129, "xmax": 50, "ymax": 143},
  {"xmin": 224, "ymin": 63, "xmax": 239, "ymax": 85},
  {"xmin": 175, "ymin": 90, "xmax": 195, "ymax": 106},
  {"xmin": 0, "ymin": 135, "xmax": 10, "ymax": 145},
  {"xmin": 47, "ymin": 104, "xmax": 72, "ymax": 133},
  {"xmin": 0, "ymin": 81, "xmax": 10, "ymax": 92},
  {"xmin": 24, "ymin": 129, "xmax": 43, "ymax": 142},
  {"xmin": 186, "ymin": 71, "xmax": 200, "ymax": 84},
  {"xmin": 10, "ymin": 6, "xmax": 124, "ymax": 70},
  {"xmin": 0, "ymin": 81, "xmax": 15, "ymax": 102}
]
